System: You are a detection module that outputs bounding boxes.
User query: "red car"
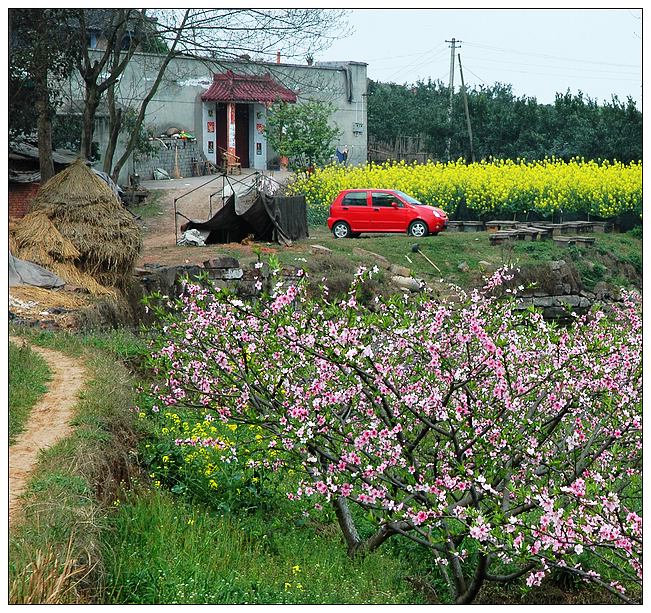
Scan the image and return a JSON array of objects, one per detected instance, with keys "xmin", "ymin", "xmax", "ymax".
[{"xmin": 327, "ymin": 189, "xmax": 448, "ymax": 238}]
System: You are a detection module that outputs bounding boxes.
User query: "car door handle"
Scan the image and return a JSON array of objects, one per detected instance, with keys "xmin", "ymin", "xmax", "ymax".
[
  {"xmin": 342, "ymin": 206, "xmax": 349, "ymax": 210},
  {"xmin": 373, "ymin": 207, "xmax": 380, "ymax": 211}
]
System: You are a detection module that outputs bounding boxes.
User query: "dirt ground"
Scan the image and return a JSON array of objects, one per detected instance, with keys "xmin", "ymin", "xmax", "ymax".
[
  {"xmin": 8, "ymin": 337, "xmax": 87, "ymax": 524},
  {"xmin": 137, "ymin": 170, "xmax": 297, "ymax": 267}
]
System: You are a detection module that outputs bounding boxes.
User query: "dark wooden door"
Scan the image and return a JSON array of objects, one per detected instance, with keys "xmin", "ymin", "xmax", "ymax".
[
  {"xmin": 216, "ymin": 104, "xmax": 227, "ymax": 163},
  {"xmin": 235, "ymin": 104, "xmax": 250, "ymax": 168}
]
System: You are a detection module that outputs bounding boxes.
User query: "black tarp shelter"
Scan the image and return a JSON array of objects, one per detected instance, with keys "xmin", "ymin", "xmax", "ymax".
[{"xmin": 180, "ymin": 191, "xmax": 308, "ymax": 246}]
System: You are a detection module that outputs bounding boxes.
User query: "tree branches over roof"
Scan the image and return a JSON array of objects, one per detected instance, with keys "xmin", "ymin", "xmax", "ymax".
[{"xmin": 152, "ymin": 9, "xmax": 350, "ymax": 62}]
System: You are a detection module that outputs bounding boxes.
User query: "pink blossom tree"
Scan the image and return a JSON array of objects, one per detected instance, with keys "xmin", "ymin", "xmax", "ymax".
[{"xmin": 144, "ymin": 269, "xmax": 642, "ymax": 604}]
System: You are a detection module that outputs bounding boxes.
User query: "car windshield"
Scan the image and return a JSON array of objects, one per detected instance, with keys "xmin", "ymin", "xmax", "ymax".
[{"xmin": 395, "ymin": 190, "xmax": 422, "ymax": 205}]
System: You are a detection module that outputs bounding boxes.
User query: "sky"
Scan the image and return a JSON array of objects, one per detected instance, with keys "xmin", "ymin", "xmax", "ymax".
[{"xmin": 317, "ymin": 8, "xmax": 642, "ymax": 107}]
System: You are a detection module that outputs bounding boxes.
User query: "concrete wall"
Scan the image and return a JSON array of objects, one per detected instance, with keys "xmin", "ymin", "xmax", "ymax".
[{"xmin": 65, "ymin": 52, "xmax": 368, "ymax": 183}]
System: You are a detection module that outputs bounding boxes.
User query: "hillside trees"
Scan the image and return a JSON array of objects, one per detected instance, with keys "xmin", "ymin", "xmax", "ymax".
[{"xmin": 367, "ymin": 79, "xmax": 642, "ymax": 163}]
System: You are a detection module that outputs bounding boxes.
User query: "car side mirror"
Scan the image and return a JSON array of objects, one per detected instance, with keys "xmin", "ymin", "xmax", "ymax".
[{"xmin": 391, "ymin": 201, "xmax": 399, "ymax": 208}]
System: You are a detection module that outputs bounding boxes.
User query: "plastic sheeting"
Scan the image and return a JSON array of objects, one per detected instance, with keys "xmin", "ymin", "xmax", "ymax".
[{"xmin": 9, "ymin": 253, "xmax": 65, "ymax": 288}]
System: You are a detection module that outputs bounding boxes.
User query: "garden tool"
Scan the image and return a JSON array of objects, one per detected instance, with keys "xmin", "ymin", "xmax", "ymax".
[{"xmin": 411, "ymin": 243, "xmax": 441, "ymax": 273}]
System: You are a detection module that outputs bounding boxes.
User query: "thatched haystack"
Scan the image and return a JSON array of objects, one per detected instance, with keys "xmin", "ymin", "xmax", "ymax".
[{"xmin": 12, "ymin": 160, "xmax": 142, "ymax": 295}]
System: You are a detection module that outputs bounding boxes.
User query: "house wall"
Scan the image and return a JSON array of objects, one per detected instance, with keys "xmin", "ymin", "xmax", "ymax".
[
  {"xmin": 9, "ymin": 183, "xmax": 39, "ymax": 220},
  {"xmin": 65, "ymin": 52, "xmax": 368, "ymax": 183}
]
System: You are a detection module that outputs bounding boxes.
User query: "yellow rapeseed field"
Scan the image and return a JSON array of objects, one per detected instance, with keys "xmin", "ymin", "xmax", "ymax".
[{"xmin": 289, "ymin": 158, "xmax": 642, "ymax": 224}]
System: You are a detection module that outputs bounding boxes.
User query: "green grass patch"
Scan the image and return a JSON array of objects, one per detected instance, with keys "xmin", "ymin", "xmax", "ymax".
[
  {"xmin": 283, "ymin": 227, "xmax": 641, "ymax": 291},
  {"xmin": 10, "ymin": 327, "xmax": 149, "ymax": 364},
  {"xmin": 9, "ymin": 342, "xmax": 51, "ymax": 444},
  {"xmin": 101, "ymin": 489, "xmax": 426, "ymax": 605},
  {"xmin": 130, "ymin": 189, "xmax": 165, "ymax": 220}
]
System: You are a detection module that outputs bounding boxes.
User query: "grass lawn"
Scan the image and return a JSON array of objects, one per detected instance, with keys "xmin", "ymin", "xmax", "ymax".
[
  {"xmin": 9, "ymin": 342, "xmax": 51, "ymax": 444},
  {"xmin": 101, "ymin": 490, "xmax": 427, "ymax": 605}
]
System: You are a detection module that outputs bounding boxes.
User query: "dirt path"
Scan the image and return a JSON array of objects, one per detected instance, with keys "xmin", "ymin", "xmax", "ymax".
[{"xmin": 8, "ymin": 337, "xmax": 87, "ymax": 524}]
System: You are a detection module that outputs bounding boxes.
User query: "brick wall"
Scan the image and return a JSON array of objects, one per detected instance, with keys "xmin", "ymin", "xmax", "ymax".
[
  {"xmin": 9, "ymin": 182, "xmax": 40, "ymax": 220},
  {"xmin": 134, "ymin": 139, "xmax": 210, "ymax": 180}
]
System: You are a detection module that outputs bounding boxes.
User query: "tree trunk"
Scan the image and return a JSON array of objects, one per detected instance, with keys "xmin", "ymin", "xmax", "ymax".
[
  {"xmin": 103, "ymin": 82, "xmax": 122, "ymax": 174},
  {"xmin": 80, "ymin": 83, "xmax": 100, "ymax": 160},
  {"xmin": 110, "ymin": 10, "xmax": 190, "ymax": 182},
  {"xmin": 454, "ymin": 553, "xmax": 488, "ymax": 604},
  {"xmin": 35, "ymin": 65, "xmax": 54, "ymax": 184},
  {"xmin": 103, "ymin": 107, "xmax": 122, "ymax": 174}
]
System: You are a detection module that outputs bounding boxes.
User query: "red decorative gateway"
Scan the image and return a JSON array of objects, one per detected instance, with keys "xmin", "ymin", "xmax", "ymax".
[{"xmin": 201, "ymin": 70, "xmax": 297, "ymax": 104}]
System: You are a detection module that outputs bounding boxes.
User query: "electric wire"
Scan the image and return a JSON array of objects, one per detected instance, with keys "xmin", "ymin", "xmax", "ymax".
[{"xmin": 463, "ymin": 40, "xmax": 640, "ymax": 69}]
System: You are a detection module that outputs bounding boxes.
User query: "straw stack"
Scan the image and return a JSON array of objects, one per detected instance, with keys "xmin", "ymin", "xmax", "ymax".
[{"xmin": 11, "ymin": 160, "xmax": 142, "ymax": 295}]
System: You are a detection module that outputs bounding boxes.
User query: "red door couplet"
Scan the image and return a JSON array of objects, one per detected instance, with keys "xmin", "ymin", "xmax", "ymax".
[{"xmin": 227, "ymin": 103, "xmax": 236, "ymax": 157}]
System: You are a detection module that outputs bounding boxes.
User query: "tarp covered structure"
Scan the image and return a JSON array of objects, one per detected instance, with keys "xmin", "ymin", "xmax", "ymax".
[{"xmin": 181, "ymin": 191, "xmax": 308, "ymax": 246}]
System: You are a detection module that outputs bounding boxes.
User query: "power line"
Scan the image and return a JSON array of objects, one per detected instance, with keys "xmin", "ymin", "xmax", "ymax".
[
  {"xmin": 465, "ymin": 63, "xmax": 641, "ymax": 82},
  {"xmin": 463, "ymin": 40, "xmax": 640, "ymax": 69},
  {"xmin": 381, "ymin": 46, "xmax": 447, "ymax": 82},
  {"xmin": 460, "ymin": 53, "xmax": 640, "ymax": 76},
  {"xmin": 463, "ymin": 65, "xmax": 487, "ymax": 86},
  {"xmin": 363, "ymin": 44, "xmax": 445, "ymax": 64}
]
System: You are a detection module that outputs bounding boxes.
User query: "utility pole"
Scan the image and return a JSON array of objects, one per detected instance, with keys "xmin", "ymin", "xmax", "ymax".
[
  {"xmin": 444, "ymin": 38, "xmax": 460, "ymax": 162},
  {"xmin": 457, "ymin": 53, "xmax": 476, "ymax": 163}
]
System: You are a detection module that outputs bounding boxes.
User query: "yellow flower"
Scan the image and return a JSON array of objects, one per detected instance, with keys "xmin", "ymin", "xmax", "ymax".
[{"xmin": 292, "ymin": 565, "xmax": 301, "ymax": 574}]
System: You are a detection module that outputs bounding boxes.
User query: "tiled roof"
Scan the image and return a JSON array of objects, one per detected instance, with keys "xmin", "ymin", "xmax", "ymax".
[{"xmin": 201, "ymin": 70, "xmax": 297, "ymax": 104}]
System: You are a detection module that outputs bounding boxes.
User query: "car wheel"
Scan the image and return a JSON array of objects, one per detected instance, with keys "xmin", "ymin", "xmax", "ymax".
[
  {"xmin": 332, "ymin": 221, "xmax": 352, "ymax": 239},
  {"xmin": 408, "ymin": 220, "xmax": 429, "ymax": 238}
]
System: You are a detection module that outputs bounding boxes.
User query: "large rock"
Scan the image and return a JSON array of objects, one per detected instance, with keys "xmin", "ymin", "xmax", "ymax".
[
  {"xmin": 352, "ymin": 247, "xmax": 391, "ymax": 270},
  {"xmin": 391, "ymin": 275, "xmax": 422, "ymax": 292},
  {"xmin": 310, "ymin": 244, "xmax": 333, "ymax": 255},
  {"xmin": 204, "ymin": 256, "xmax": 240, "ymax": 269},
  {"xmin": 208, "ymin": 267, "xmax": 243, "ymax": 280},
  {"xmin": 389, "ymin": 263, "xmax": 412, "ymax": 277}
]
